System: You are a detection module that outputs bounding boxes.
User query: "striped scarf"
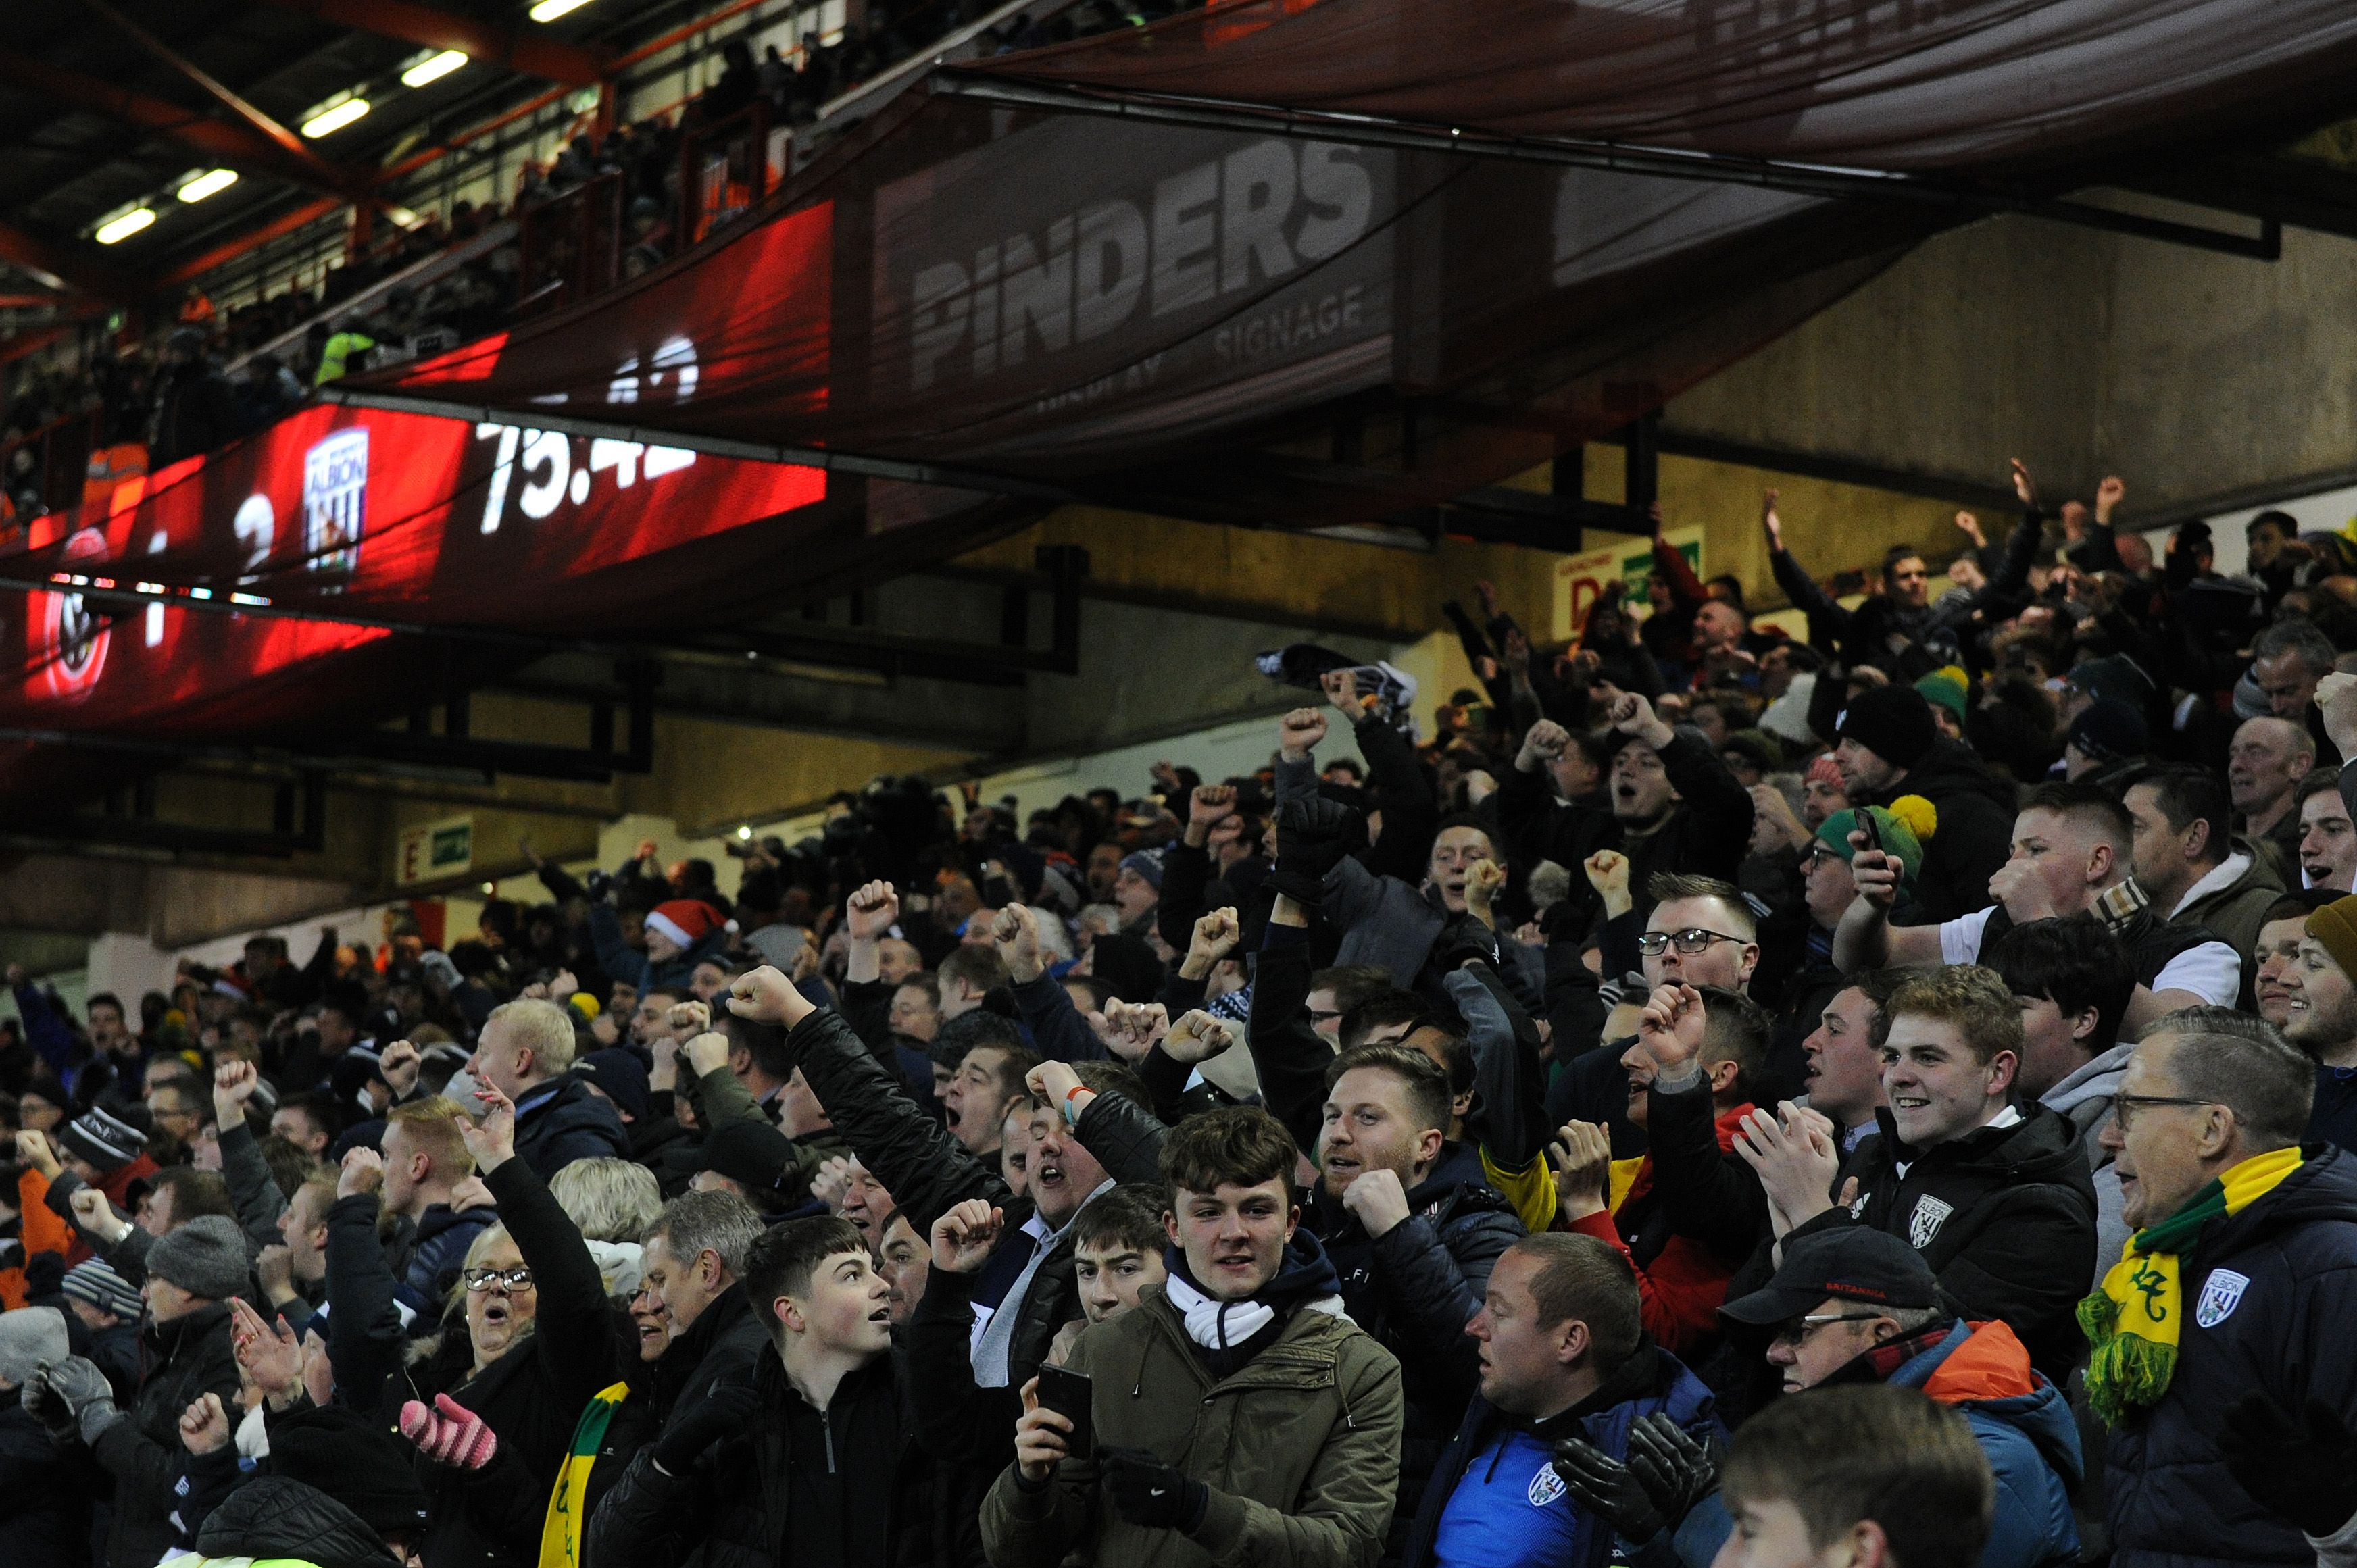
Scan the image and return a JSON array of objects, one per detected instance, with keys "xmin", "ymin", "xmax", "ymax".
[
  {"xmin": 2078, "ymin": 1146, "xmax": 2302, "ymax": 1424},
  {"xmin": 540, "ymin": 1381, "xmax": 630, "ymax": 1568}
]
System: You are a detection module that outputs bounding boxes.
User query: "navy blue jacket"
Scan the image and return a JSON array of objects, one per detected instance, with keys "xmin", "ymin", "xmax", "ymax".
[
  {"xmin": 1402, "ymin": 1340, "xmax": 1723, "ymax": 1568},
  {"xmin": 2106, "ymin": 1145, "xmax": 2357, "ymax": 1567},
  {"xmin": 510, "ymin": 1072, "xmax": 631, "ymax": 1180}
]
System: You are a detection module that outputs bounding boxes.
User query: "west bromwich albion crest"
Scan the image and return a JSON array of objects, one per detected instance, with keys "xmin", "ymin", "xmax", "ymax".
[
  {"xmin": 2194, "ymin": 1269, "xmax": 2250, "ymax": 1328},
  {"xmin": 1527, "ymin": 1463, "xmax": 1566, "ymax": 1507},
  {"xmin": 302, "ymin": 427, "xmax": 368, "ymax": 588},
  {"xmin": 1908, "ymin": 1195, "xmax": 1954, "ymax": 1250}
]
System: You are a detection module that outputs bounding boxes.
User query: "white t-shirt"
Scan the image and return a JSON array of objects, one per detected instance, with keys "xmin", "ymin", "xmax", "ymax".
[{"xmin": 1935, "ymin": 905, "xmax": 2241, "ymax": 1005}]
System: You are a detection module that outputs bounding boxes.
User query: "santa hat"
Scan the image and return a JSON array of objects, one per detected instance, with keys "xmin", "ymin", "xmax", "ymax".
[{"xmin": 645, "ymin": 899, "xmax": 722, "ymax": 951}]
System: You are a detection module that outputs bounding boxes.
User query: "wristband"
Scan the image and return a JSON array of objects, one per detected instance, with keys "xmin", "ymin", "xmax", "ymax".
[{"xmin": 1062, "ymin": 1084, "xmax": 1092, "ymax": 1125}]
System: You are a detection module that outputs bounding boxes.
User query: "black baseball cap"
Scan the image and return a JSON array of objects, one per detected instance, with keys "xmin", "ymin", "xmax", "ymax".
[{"xmin": 1719, "ymin": 1228, "xmax": 1938, "ymax": 1327}]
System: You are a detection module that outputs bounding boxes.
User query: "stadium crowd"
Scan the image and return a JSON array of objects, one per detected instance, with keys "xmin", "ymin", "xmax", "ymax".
[{"xmin": 6, "ymin": 463, "xmax": 2357, "ymax": 1568}]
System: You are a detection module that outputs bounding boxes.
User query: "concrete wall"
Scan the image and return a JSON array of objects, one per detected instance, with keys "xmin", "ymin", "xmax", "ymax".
[{"xmin": 1667, "ymin": 212, "xmax": 2357, "ymax": 548}]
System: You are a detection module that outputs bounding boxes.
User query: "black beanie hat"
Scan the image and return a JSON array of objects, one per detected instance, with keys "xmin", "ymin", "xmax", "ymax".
[{"xmin": 1837, "ymin": 686, "xmax": 1938, "ymax": 771}]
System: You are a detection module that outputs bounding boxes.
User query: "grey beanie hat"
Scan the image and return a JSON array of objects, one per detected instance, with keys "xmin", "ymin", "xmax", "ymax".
[
  {"xmin": 0, "ymin": 1306, "xmax": 69, "ymax": 1387},
  {"xmin": 145, "ymin": 1215, "xmax": 250, "ymax": 1302}
]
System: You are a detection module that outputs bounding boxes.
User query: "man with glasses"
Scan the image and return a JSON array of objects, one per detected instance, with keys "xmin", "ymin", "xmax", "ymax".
[
  {"xmin": 1628, "ymin": 1228, "xmax": 2081, "ymax": 1568},
  {"xmin": 2087, "ymin": 1015, "xmax": 2357, "ymax": 1568},
  {"xmin": 1735, "ymin": 965, "xmax": 2095, "ymax": 1381},
  {"xmin": 1549, "ymin": 872, "xmax": 1762, "ymax": 1159}
]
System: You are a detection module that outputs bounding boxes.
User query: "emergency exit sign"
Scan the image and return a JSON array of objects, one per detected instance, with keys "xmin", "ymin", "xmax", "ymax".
[{"xmin": 397, "ymin": 815, "xmax": 474, "ymax": 886}]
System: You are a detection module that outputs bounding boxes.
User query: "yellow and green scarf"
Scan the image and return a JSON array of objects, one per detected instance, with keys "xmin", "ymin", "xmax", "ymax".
[
  {"xmin": 541, "ymin": 1381, "xmax": 630, "ymax": 1568},
  {"xmin": 2078, "ymin": 1146, "xmax": 2302, "ymax": 1424}
]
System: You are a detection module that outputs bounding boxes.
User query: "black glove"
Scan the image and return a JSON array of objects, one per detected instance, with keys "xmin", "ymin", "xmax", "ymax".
[
  {"xmin": 1270, "ymin": 797, "xmax": 1360, "ymax": 906},
  {"xmin": 1624, "ymin": 1412, "xmax": 1719, "ymax": 1529},
  {"xmin": 2220, "ymin": 1391, "xmax": 2357, "ymax": 1538},
  {"xmin": 1100, "ymin": 1446, "xmax": 1208, "ymax": 1533},
  {"xmin": 1551, "ymin": 1434, "xmax": 1667, "ymax": 1544},
  {"xmin": 652, "ymin": 1383, "xmax": 760, "ymax": 1475}
]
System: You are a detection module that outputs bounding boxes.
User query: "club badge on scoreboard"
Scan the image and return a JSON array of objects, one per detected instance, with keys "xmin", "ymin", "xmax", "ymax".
[{"xmin": 302, "ymin": 427, "xmax": 368, "ymax": 587}]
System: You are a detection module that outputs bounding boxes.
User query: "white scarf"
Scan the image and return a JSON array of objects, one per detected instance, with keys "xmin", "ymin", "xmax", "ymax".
[{"xmin": 1162, "ymin": 1269, "xmax": 1345, "ymax": 1350}]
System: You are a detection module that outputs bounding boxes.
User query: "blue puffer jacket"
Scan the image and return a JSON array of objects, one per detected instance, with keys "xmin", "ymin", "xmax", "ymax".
[
  {"xmin": 1887, "ymin": 1321, "xmax": 2081, "ymax": 1568},
  {"xmin": 2105, "ymin": 1145, "xmax": 2357, "ymax": 1567},
  {"xmin": 1402, "ymin": 1338, "xmax": 1724, "ymax": 1568},
  {"xmin": 1676, "ymin": 1318, "xmax": 2079, "ymax": 1568}
]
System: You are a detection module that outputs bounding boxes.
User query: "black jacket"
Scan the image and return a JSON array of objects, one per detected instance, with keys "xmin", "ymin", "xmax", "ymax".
[
  {"xmin": 1802, "ymin": 1103, "xmax": 2097, "ymax": 1380},
  {"xmin": 192, "ymin": 1475, "xmax": 403, "ymax": 1568},
  {"xmin": 2106, "ymin": 1146, "xmax": 2357, "ymax": 1567},
  {"xmin": 326, "ymin": 1158, "xmax": 621, "ymax": 1568},
  {"xmin": 89, "ymin": 1301, "xmax": 241, "ymax": 1568},
  {"xmin": 650, "ymin": 1280, "xmax": 770, "ymax": 1427},
  {"xmin": 1858, "ymin": 739, "xmax": 2018, "ymax": 924},
  {"xmin": 0, "ymin": 1398, "xmax": 89, "ymax": 1568},
  {"xmin": 1308, "ymin": 1141, "xmax": 1524, "ymax": 1546},
  {"xmin": 510, "ymin": 1073, "xmax": 632, "ymax": 1178},
  {"xmin": 783, "ymin": 1007, "xmax": 1078, "ymax": 1389},
  {"xmin": 589, "ymin": 1342, "xmax": 988, "ymax": 1568}
]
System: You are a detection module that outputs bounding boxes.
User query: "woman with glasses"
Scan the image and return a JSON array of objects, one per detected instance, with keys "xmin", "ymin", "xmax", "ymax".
[{"xmin": 322, "ymin": 1077, "xmax": 634, "ymax": 1568}]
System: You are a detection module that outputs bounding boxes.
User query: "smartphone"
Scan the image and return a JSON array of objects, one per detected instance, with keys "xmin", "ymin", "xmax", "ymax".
[
  {"xmin": 1033, "ymin": 1363, "xmax": 1093, "ymax": 1457},
  {"xmin": 1854, "ymin": 808, "xmax": 1880, "ymax": 855}
]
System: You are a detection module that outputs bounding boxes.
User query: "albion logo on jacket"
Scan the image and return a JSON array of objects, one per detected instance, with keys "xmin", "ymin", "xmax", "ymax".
[{"xmin": 1909, "ymin": 1195, "xmax": 1955, "ymax": 1250}]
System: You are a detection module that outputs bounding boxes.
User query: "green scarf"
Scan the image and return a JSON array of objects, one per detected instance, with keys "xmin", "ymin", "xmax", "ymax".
[{"xmin": 2078, "ymin": 1146, "xmax": 2302, "ymax": 1424}]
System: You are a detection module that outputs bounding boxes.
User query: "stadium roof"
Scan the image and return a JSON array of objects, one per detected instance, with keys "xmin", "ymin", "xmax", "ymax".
[{"xmin": 0, "ymin": 0, "xmax": 712, "ymax": 312}]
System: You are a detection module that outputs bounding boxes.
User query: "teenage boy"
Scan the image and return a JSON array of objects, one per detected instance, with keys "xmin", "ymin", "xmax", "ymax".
[
  {"xmin": 589, "ymin": 1213, "xmax": 986, "ymax": 1568},
  {"xmin": 983, "ymin": 1107, "xmax": 1405, "ymax": 1568}
]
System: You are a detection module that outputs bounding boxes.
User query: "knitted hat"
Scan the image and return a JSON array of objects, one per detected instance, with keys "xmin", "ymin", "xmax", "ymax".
[
  {"xmin": 267, "ymin": 1406, "xmax": 432, "ymax": 1537},
  {"xmin": 644, "ymin": 899, "xmax": 722, "ymax": 952},
  {"xmin": 1720, "ymin": 728, "xmax": 1785, "ymax": 774},
  {"xmin": 1914, "ymin": 669, "xmax": 1969, "ymax": 725},
  {"xmin": 1805, "ymin": 753, "xmax": 1845, "ymax": 790},
  {"xmin": 2063, "ymin": 653, "xmax": 2156, "ymax": 710},
  {"xmin": 694, "ymin": 1119, "xmax": 791, "ymax": 1192},
  {"xmin": 0, "ymin": 1305, "xmax": 69, "ymax": 1387},
  {"xmin": 145, "ymin": 1215, "xmax": 250, "ymax": 1302},
  {"xmin": 1836, "ymin": 686, "xmax": 1938, "ymax": 771},
  {"xmin": 577, "ymin": 1048, "xmax": 650, "ymax": 1123},
  {"xmin": 61, "ymin": 1258, "xmax": 143, "ymax": 1321},
  {"xmin": 1117, "ymin": 849, "xmax": 1166, "ymax": 891},
  {"xmin": 2308, "ymin": 896, "xmax": 2357, "ymax": 984},
  {"xmin": 58, "ymin": 1105, "xmax": 147, "ymax": 1172},
  {"xmin": 2066, "ymin": 697, "xmax": 2148, "ymax": 767},
  {"xmin": 1815, "ymin": 798, "xmax": 1935, "ymax": 892}
]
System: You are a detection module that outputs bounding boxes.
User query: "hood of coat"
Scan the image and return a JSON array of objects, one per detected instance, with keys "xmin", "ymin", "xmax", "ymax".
[
  {"xmin": 2040, "ymin": 1041, "xmax": 2134, "ymax": 1135},
  {"xmin": 194, "ymin": 1476, "xmax": 403, "ymax": 1568},
  {"xmin": 1891, "ymin": 1319, "xmax": 2083, "ymax": 1486}
]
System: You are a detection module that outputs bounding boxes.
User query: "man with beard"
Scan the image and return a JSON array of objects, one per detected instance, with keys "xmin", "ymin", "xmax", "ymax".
[{"xmin": 2274, "ymin": 893, "xmax": 2357, "ymax": 1153}]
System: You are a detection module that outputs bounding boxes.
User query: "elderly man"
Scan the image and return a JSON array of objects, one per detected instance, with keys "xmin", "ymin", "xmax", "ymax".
[
  {"xmin": 2249, "ymin": 619, "xmax": 2341, "ymax": 768},
  {"xmin": 2229, "ymin": 715, "xmax": 2316, "ymax": 885},
  {"xmin": 2090, "ymin": 1015, "xmax": 2357, "ymax": 1567},
  {"xmin": 466, "ymin": 997, "xmax": 629, "ymax": 1178}
]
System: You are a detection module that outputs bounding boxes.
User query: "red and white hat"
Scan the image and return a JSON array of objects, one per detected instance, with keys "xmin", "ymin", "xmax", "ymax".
[{"xmin": 645, "ymin": 899, "xmax": 723, "ymax": 951}]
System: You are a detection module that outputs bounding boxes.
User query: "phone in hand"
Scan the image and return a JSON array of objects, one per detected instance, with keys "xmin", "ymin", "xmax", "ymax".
[
  {"xmin": 1853, "ymin": 807, "xmax": 1880, "ymax": 856},
  {"xmin": 1033, "ymin": 1363, "xmax": 1093, "ymax": 1457}
]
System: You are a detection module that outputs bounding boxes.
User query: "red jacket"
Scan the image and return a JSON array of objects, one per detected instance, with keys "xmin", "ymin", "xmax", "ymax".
[{"xmin": 1566, "ymin": 1102, "xmax": 1754, "ymax": 1355}]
